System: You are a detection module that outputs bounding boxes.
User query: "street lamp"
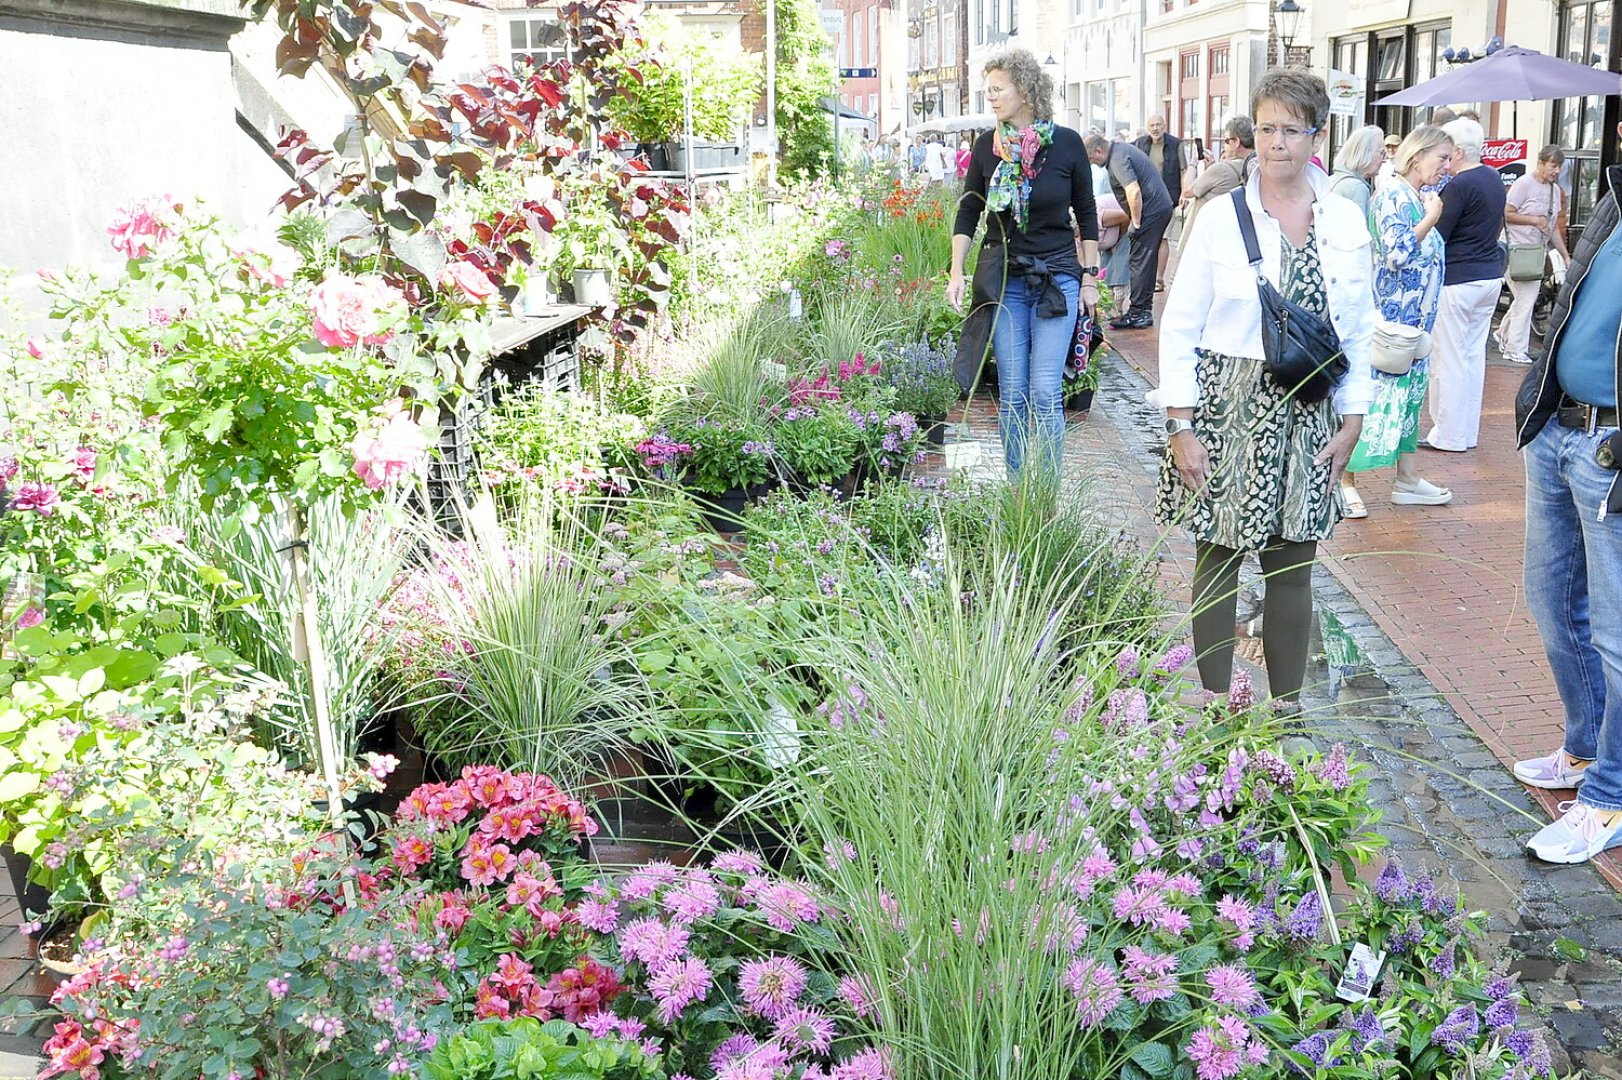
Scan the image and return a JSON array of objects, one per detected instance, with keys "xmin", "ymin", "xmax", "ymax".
[{"xmin": 1275, "ymin": 0, "xmax": 1305, "ymax": 66}]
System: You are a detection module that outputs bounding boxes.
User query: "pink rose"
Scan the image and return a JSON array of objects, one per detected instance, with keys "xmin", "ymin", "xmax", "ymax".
[
  {"xmin": 351, "ymin": 406, "xmax": 430, "ymax": 490},
  {"xmin": 0, "ymin": 456, "xmax": 17, "ymax": 487},
  {"xmin": 310, "ymin": 274, "xmax": 405, "ymax": 349},
  {"xmin": 11, "ymin": 482, "xmax": 60, "ymax": 515},
  {"xmin": 234, "ymin": 237, "xmax": 301, "ymax": 288},
  {"xmin": 107, "ymin": 195, "xmax": 180, "ymax": 260},
  {"xmin": 441, "ymin": 260, "xmax": 499, "ymax": 304},
  {"xmin": 71, "ymin": 446, "xmax": 97, "ymax": 482}
]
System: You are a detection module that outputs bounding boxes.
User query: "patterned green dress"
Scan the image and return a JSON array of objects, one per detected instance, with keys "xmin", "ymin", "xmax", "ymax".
[{"xmin": 1153, "ymin": 227, "xmax": 1343, "ymax": 550}]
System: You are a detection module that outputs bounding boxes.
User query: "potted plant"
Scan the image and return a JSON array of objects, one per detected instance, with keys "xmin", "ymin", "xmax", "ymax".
[
  {"xmin": 771, "ymin": 400, "xmax": 861, "ymax": 491},
  {"xmin": 656, "ymin": 415, "xmax": 775, "ymax": 531},
  {"xmin": 884, "ymin": 336, "xmax": 960, "ymax": 447},
  {"xmin": 609, "ymin": 16, "xmax": 760, "ymax": 171}
]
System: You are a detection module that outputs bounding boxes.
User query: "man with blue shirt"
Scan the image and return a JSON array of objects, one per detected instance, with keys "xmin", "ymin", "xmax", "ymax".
[{"xmin": 1513, "ymin": 147, "xmax": 1622, "ymax": 865}]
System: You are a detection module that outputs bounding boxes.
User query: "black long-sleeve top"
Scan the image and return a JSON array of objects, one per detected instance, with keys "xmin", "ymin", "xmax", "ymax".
[{"xmin": 953, "ymin": 125, "xmax": 1099, "ymax": 257}]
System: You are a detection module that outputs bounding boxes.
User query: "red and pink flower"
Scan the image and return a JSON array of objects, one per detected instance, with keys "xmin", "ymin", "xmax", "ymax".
[
  {"xmin": 310, "ymin": 273, "xmax": 405, "ymax": 349},
  {"xmin": 106, "ymin": 195, "xmax": 180, "ymax": 261}
]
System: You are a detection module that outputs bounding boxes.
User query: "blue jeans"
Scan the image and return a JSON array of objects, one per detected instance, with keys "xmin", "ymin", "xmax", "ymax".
[
  {"xmin": 990, "ymin": 272, "xmax": 1079, "ymax": 479},
  {"xmin": 1524, "ymin": 418, "xmax": 1622, "ymax": 810}
]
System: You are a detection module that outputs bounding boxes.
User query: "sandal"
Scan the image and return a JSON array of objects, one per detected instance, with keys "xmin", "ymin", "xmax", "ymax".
[
  {"xmin": 1341, "ymin": 485, "xmax": 1368, "ymax": 519},
  {"xmin": 1391, "ymin": 477, "xmax": 1453, "ymax": 506}
]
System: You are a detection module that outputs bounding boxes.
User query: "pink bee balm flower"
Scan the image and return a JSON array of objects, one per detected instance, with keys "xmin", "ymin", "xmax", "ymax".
[
  {"xmin": 772, "ymin": 1006, "xmax": 836, "ymax": 1054},
  {"xmin": 442, "ymin": 259, "xmax": 500, "ymax": 304},
  {"xmin": 1064, "ymin": 956, "xmax": 1122, "ymax": 1027},
  {"xmin": 737, "ymin": 955, "xmax": 809, "ymax": 1020},
  {"xmin": 11, "ymin": 482, "xmax": 60, "ymax": 515},
  {"xmin": 647, "ymin": 956, "xmax": 713, "ymax": 1023},
  {"xmin": 1121, "ymin": 946, "xmax": 1178, "ymax": 1004},
  {"xmin": 830, "ymin": 1048, "xmax": 891, "ymax": 1080},
  {"xmin": 574, "ymin": 896, "xmax": 620, "ymax": 934},
  {"xmin": 1204, "ymin": 963, "xmax": 1260, "ymax": 1011},
  {"xmin": 310, "ymin": 273, "xmax": 404, "ymax": 349},
  {"xmin": 617, "ymin": 917, "xmax": 691, "ymax": 968},
  {"xmin": 107, "ymin": 195, "xmax": 179, "ymax": 260},
  {"xmin": 351, "ymin": 406, "xmax": 429, "ymax": 490},
  {"xmin": 1186, "ymin": 1015, "xmax": 1256, "ymax": 1080}
]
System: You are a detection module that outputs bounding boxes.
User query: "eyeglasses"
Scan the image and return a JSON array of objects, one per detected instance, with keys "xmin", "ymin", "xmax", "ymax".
[{"xmin": 1255, "ymin": 124, "xmax": 1319, "ymax": 142}]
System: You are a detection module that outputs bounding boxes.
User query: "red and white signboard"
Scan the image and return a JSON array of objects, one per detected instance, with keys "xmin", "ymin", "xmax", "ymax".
[{"xmin": 1483, "ymin": 139, "xmax": 1529, "ymax": 168}]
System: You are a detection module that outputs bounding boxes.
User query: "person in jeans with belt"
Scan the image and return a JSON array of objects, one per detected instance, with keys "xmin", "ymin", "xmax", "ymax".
[{"xmin": 1513, "ymin": 152, "xmax": 1622, "ymax": 864}]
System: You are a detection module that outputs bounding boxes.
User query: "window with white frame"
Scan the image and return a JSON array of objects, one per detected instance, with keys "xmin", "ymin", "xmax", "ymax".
[{"xmin": 507, "ymin": 16, "xmax": 568, "ymax": 69}]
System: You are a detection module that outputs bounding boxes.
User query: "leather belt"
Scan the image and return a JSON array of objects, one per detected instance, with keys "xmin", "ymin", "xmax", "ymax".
[{"xmin": 1557, "ymin": 396, "xmax": 1619, "ymax": 433}]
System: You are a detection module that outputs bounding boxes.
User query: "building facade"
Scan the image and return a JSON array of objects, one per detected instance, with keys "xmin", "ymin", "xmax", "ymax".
[
  {"xmin": 906, "ymin": 0, "xmax": 967, "ymax": 123},
  {"xmin": 1061, "ymin": 0, "xmax": 1143, "ymax": 137},
  {"xmin": 832, "ymin": 0, "xmax": 908, "ymax": 133},
  {"xmin": 1141, "ymin": 0, "xmax": 1278, "ymax": 150}
]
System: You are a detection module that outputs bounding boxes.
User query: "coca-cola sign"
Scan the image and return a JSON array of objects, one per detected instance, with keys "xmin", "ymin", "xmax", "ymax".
[{"xmin": 1483, "ymin": 139, "xmax": 1529, "ymax": 168}]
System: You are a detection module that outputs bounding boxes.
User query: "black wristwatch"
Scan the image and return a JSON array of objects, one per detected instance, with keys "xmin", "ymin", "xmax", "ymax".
[{"xmin": 1080, "ymin": 265, "xmax": 1100, "ymax": 278}]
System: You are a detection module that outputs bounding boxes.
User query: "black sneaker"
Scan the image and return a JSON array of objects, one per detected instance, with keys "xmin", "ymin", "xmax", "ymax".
[{"xmin": 1110, "ymin": 314, "xmax": 1152, "ymax": 330}]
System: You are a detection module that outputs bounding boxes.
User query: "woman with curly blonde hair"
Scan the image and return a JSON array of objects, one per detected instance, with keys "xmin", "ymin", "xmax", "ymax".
[{"xmin": 948, "ymin": 48, "xmax": 1100, "ymax": 480}]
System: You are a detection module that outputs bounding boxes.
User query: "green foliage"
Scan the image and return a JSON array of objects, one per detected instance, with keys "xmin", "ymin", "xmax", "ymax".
[
  {"xmin": 426, "ymin": 1018, "xmax": 664, "ymax": 1080},
  {"xmin": 475, "ymin": 386, "xmax": 646, "ymax": 504},
  {"xmin": 771, "ymin": 0, "xmax": 837, "ymax": 179},
  {"xmin": 661, "ymin": 414, "xmax": 775, "ymax": 495},
  {"xmin": 610, "ymin": 14, "xmax": 761, "ymax": 144},
  {"xmin": 770, "ymin": 401, "xmax": 860, "ymax": 487}
]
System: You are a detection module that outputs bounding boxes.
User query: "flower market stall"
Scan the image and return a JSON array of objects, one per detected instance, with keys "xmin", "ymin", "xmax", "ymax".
[{"xmin": 0, "ymin": 1, "xmax": 1558, "ymax": 1078}]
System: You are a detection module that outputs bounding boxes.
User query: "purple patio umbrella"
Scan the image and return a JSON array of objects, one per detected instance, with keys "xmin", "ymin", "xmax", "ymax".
[{"xmin": 1375, "ymin": 45, "xmax": 1621, "ymax": 106}]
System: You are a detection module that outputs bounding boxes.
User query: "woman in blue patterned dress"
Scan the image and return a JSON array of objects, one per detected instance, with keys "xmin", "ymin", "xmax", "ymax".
[{"xmin": 1344, "ymin": 124, "xmax": 1455, "ymax": 508}]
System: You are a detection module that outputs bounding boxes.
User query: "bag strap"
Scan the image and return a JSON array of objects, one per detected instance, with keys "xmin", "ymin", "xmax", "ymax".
[{"xmin": 1229, "ymin": 187, "xmax": 1263, "ymax": 271}]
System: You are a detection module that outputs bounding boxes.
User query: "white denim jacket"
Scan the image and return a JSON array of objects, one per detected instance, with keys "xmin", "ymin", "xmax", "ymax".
[{"xmin": 1158, "ymin": 167, "xmax": 1378, "ymax": 416}]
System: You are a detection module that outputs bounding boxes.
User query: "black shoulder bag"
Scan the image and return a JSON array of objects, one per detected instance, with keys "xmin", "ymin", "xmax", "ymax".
[{"xmin": 1229, "ymin": 188, "xmax": 1347, "ymax": 404}]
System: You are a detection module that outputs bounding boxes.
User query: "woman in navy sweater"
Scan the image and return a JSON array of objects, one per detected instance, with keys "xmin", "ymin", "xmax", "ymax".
[{"xmin": 947, "ymin": 49, "xmax": 1100, "ymax": 480}]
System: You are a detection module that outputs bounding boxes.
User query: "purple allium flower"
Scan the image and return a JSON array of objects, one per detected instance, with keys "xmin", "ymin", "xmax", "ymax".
[
  {"xmin": 1121, "ymin": 946, "xmax": 1179, "ymax": 1004},
  {"xmin": 1374, "ymin": 860, "xmax": 1411, "ymax": 902},
  {"xmin": 1484, "ymin": 997, "xmax": 1519, "ymax": 1030},
  {"xmin": 738, "ymin": 956, "xmax": 809, "ymax": 1020},
  {"xmin": 648, "ymin": 956, "xmax": 714, "ymax": 1023},
  {"xmin": 1431, "ymin": 1003, "xmax": 1481, "ymax": 1055},
  {"xmin": 1063, "ymin": 956, "xmax": 1123, "ymax": 1027},
  {"xmin": 1204, "ymin": 963, "xmax": 1260, "ymax": 1011},
  {"xmin": 772, "ymin": 1006, "xmax": 836, "ymax": 1054},
  {"xmin": 617, "ymin": 917, "xmax": 691, "ymax": 967}
]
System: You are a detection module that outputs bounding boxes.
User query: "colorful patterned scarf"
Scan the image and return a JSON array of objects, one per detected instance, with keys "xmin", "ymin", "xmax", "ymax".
[{"xmin": 987, "ymin": 120, "xmax": 1055, "ymax": 232}]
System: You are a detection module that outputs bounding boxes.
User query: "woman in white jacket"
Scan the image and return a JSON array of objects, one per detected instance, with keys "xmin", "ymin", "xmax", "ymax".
[{"xmin": 1152, "ymin": 68, "xmax": 1378, "ymax": 707}]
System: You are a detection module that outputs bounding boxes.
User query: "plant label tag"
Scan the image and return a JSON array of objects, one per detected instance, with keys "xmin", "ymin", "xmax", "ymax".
[
  {"xmin": 1335, "ymin": 942, "xmax": 1386, "ymax": 1003},
  {"xmin": 944, "ymin": 439, "xmax": 980, "ymax": 470}
]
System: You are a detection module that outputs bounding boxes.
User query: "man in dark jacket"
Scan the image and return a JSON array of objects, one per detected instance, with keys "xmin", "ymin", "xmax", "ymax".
[
  {"xmin": 1134, "ymin": 116, "xmax": 1185, "ymax": 292},
  {"xmin": 1086, "ymin": 133, "xmax": 1173, "ymax": 330},
  {"xmin": 1512, "ymin": 156, "xmax": 1622, "ymax": 865}
]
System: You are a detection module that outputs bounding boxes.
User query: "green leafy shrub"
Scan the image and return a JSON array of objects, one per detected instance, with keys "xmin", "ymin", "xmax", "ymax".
[{"xmin": 427, "ymin": 1018, "xmax": 663, "ymax": 1080}]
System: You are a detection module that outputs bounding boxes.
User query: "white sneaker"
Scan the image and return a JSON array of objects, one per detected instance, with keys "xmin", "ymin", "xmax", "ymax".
[
  {"xmin": 1513, "ymin": 748, "xmax": 1591, "ymax": 789},
  {"xmin": 1527, "ymin": 801, "xmax": 1622, "ymax": 864}
]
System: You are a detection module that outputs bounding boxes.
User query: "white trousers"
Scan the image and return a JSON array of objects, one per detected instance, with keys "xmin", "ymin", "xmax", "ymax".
[
  {"xmin": 1426, "ymin": 278, "xmax": 1502, "ymax": 451},
  {"xmin": 1497, "ymin": 274, "xmax": 1541, "ymax": 361}
]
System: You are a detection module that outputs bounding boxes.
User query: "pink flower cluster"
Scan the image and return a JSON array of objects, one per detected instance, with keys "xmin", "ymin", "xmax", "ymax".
[
  {"xmin": 233, "ymin": 236, "xmax": 301, "ymax": 288},
  {"xmin": 106, "ymin": 195, "xmax": 180, "ymax": 261},
  {"xmin": 1186, "ymin": 1015, "xmax": 1269, "ymax": 1080},
  {"xmin": 350, "ymin": 405, "xmax": 429, "ymax": 490},
  {"xmin": 474, "ymin": 953, "xmax": 623, "ymax": 1023},
  {"xmin": 40, "ymin": 966, "xmax": 140, "ymax": 1080},
  {"xmin": 310, "ymin": 273, "xmax": 405, "ymax": 349},
  {"xmin": 442, "ymin": 259, "xmax": 500, "ymax": 304}
]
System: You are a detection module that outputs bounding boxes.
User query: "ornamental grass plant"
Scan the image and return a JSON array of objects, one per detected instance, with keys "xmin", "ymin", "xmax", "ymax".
[
  {"xmin": 400, "ymin": 491, "xmax": 655, "ymax": 792},
  {"xmin": 192, "ymin": 494, "xmax": 409, "ymax": 769}
]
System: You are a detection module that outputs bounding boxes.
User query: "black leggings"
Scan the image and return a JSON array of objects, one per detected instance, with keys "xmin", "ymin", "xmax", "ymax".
[{"xmin": 1191, "ymin": 537, "xmax": 1317, "ymax": 703}]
